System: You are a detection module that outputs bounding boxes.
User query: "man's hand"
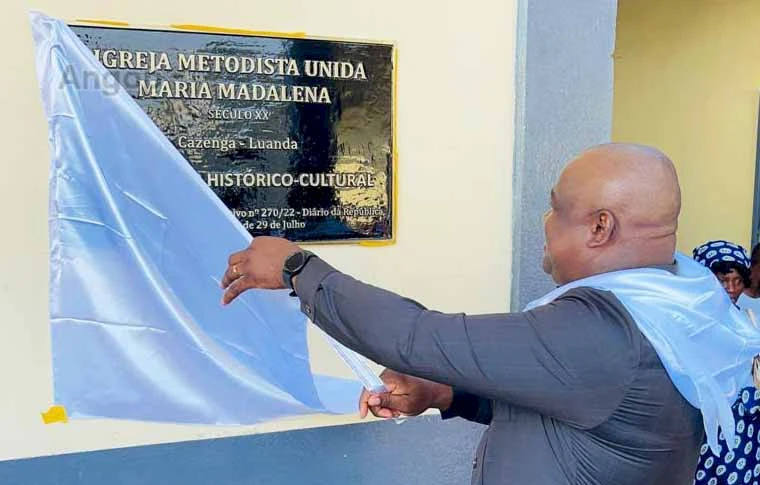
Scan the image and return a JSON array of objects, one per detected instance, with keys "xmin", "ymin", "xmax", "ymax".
[
  {"xmin": 359, "ymin": 369, "xmax": 454, "ymax": 419},
  {"xmin": 221, "ymin": 236, "xmax": 301, "ymax": 305}
]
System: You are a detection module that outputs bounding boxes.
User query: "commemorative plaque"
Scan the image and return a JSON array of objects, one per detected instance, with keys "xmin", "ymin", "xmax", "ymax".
[{"xmin": 70, "ymin": 24, "xmax": 395, "ymax": 242}]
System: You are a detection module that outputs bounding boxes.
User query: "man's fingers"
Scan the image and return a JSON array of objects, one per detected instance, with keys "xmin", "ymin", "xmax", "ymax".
[
  {"xmin": 364, "ymin": 392, "xmax": 409, "ymax": 418},
  {"xmin": 358, "ymin": 389, "xmax": 371, "ymax": 418},
  {"xmin": 360, "ymin": 389, "xmax": 396, "ymax": 419},
  {"xmin": 369, "ymin": 406, "xmax": 394, "ymax": 419},
  {"xmin": 221, "ymin": 258, "xmax": 248, "ymax": 289},
  {"xmin": 221, "ymin": 274, "xmax": 253, "ymax": 305},
  {"xmin": 377, "ymin": 393, "xmax": 407, "ymax": 412},
  {"xmin": 220, "ymin": 266, "xmax": 241, "ymax": 290}
]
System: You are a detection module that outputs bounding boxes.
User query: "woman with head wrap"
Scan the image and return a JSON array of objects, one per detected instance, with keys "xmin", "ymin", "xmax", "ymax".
[
  {"xmin": 692, "ymin": 240, "xmax": 751, "ymax": 304},
  {"xmin": 692, "ymin": 240, "xmax": 760, "ymax": 485}
]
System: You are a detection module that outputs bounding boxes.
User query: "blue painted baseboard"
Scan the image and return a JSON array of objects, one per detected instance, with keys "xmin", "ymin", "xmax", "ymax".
[{"xmin": 0, "ymin": 416, "xmax": 484, "ymax": 485}]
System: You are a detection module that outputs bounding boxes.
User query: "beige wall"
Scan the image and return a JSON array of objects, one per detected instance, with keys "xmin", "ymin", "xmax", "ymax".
[
  {"xmin": 614, "ymin": 0, "xmax": 760, "ymax": 253},
  {"xmin": 0, "ymin": 0, "xmax": 516, "ymax": 460}
]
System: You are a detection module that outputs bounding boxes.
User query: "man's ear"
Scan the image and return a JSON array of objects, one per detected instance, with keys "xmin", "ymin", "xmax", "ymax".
[{"xmin": 587, "ymin": 209, "xmax": 616, "ymax": 248}]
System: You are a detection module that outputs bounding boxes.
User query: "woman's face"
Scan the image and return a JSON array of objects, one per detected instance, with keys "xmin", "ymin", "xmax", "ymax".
[{"xmin": 716, "ymin": 269, "xmax": 745, "ymax": 302}]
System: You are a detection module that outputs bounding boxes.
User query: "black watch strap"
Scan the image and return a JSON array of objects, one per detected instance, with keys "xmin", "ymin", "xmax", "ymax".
[{"xmin": 282, "ymin": 250, "xmax": 315, "ymax": 290}]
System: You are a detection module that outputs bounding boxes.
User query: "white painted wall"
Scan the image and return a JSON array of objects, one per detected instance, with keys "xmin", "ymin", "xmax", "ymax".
[{"xmin": 0, "ymin": 0, "xmax": 516, "ymax": 461}]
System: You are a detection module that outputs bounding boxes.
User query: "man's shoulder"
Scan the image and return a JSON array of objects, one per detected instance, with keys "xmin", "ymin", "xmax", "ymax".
[
  {"xmin": 551, "ymin": 286, "xmax": 634, "ymax": 319},
  {"xmin": 527, "ymin": 284, "xmax": 642, "ymax": 336},
  {"xmin": 539, "ymin": 285, "xmax": 644, "ymax": 349},
  {"xmin": 551, "ymin": 286, "xmax": 680, "ymax": 398}
]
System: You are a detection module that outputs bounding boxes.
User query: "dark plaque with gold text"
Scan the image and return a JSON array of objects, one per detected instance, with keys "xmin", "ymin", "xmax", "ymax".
[{"xmin": 70, "ymin": 25, "xmax": 395, "ymax": 242}]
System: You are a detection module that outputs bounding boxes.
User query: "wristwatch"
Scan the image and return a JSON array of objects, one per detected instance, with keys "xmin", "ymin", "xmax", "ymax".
[{"xmin": 282, "ymin": 250, "xmax": 316, "ymax": 290}]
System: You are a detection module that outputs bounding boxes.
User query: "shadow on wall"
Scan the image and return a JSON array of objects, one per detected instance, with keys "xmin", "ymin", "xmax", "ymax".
[{"xmin": 0, "ymin": 416, "xmax": 484, "ymax": 485}]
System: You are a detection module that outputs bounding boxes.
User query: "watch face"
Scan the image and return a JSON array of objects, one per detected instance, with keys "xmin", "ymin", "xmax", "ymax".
[{"xmin": 286, "ymin": 251, "xmax": 306, "ymax": 272}]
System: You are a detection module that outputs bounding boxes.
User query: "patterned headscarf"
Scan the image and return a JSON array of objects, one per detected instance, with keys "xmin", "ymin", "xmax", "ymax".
[{"xmin": 692, "ymin": 240, "xmax": 751, "ymax": 270}]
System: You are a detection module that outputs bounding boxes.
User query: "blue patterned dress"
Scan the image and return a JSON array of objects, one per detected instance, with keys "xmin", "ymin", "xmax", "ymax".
[{"xmin": 694, "ymin": 387, "xmax": 760, "ymax": 485}]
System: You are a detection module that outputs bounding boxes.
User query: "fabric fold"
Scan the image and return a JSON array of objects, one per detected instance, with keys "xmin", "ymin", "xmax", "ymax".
[{"xmin": 31, "ymin": 11, "xmax": 360, "ymax": 424}]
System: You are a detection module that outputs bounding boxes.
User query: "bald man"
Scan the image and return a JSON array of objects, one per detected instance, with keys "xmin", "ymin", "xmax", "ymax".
[{"xmin": 220, "ymin": 144, "xmax": 703, "ymax": 485}]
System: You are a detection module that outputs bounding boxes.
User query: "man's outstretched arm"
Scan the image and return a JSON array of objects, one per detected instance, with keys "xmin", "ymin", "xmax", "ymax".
[{"xmin": 221, "ymin": 238, "xmax": 637, "ymax": 429}]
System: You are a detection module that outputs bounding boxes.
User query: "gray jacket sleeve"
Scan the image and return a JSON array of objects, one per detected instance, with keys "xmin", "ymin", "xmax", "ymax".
[{"xmin": 295, "ymin": 257, "xmax": 641, "ymax": 429}]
